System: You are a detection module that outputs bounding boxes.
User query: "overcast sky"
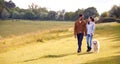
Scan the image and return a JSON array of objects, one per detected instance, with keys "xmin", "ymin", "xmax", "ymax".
[{"xmin": 5, "ymin": 0, "xmax": 120, "ymax": 14}]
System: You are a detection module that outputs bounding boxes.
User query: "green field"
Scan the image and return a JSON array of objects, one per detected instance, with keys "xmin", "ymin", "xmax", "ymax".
[
  {"xmin": 0, "ymin": 20, "xmax": 73, "ymax": 38},
  {"xmin": 0, "ymin": 21, "xmax": 120, "ymax": 64}
]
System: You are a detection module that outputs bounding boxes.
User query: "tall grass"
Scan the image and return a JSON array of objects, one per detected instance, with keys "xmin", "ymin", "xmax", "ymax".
[
  {"xmin": 0, "ymin": 21, "xmax": 120, "ymax": 64},
  {"xmin": 0, "ymin": 20, "xmax": 74, "ymax": 53},
  {"xmin": 0, "ymin": 20, "xmax": 73, "ymax": 38}
]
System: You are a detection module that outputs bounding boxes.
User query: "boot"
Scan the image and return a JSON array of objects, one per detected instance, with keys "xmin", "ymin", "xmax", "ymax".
[
  {"xmin": 87, "ymin": 46, "xmax": 90, "ymax": 52},
  {"xmin": 87, "ymin": 46, "xmax": 91, "ymax": 52},
  {"xmin": 77, "ymin": 49, "xmax": 81, "ymax": 53}
]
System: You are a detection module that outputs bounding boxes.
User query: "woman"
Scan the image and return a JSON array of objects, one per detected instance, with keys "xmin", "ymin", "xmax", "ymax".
[{"xmin": 86, "ymin": 17, "xmax": 95, "ymax": 52}]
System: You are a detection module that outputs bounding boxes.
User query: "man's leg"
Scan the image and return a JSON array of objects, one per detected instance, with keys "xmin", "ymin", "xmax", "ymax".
[{"xmin": 77, "ymin": 33, "xmax": 84, "ymax": 53}]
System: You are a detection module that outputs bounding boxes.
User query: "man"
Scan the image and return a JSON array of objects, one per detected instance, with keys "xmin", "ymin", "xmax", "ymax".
[{"xmin": 74, "ymin": 14, "xmax": 87, "ymax": 53}]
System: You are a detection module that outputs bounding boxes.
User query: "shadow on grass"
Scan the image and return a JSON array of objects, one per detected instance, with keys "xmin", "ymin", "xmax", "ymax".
[
  {"xmin": 22, "ymin": 52, "xmax": 76, "ymax": 62},
  {"xmin": 21, "ymin": 52, "xmax": 94, "ymax": 63},
  {"xmin": 108, "ymin": 34, "xmax": 120, "ymax": 49},
  {"xmin": 108, "ymin": 35, "xmax": 120, "ymax": 43},
  {"xmin": 84, "ymin": 55, "xmax": 120, "ymax": 64},
  {"xmin": 100, "ymin": 34, "xmax": 120, "ymax": 54},
  {"xmin": 77, "ymin": 52, "xmax": 94, "ymax": 55},
  {"xmin": 42, "ymin": 53, "xmax": 76, "ymax": 58},
  {"xmin": 99, "ymin": 33, "xmax": 120, "ymax": 49}
]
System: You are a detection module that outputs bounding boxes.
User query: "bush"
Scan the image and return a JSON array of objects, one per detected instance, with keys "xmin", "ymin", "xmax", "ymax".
[
  {"xmin": 101, "ymin": 12, "xmax": 109, "ymax": 17},
  {"xmin": 97, "ymin": 17, "xmax": 116, "ymax": 23},
  {"xmin": 11, "ymin": 11, "xmax": 20, "ymax": 19},
  {"xmin": 116, "ymin": 19, "xmax": 120, "ymax": 23}
]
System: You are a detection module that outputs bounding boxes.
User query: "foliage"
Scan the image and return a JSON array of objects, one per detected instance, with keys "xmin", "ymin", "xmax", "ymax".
[
  {"xmin": 0, "ymin": 1, "xmax": 100, "ymax": 21},
  {"xmin": 64, "ymin": 12, "xmax": 75, "ymax": 21},
  {"xmin": 23, "ymin": 11, "xmax": 36, "ymax": 20},
  {"xmin": 83, "ymin": 7, "xmax": 99, "ymax": 19},
  {"xmin": 0, "ymin": 0, "xmax": 5, "ymax": 18},
  {"xmin": 98, "ymin": 17, "xmax": 116, "ymax": 23},
  {"xmin": 109, "ymin": 5, "xmax": 120, "ymax": 19},
  {"xmin": 1, "ymin": 0, "xmax": 120, "ymax": 22},
  {"xmin": 1, "ymin": 8, "xmax": 10, "ymax": 19},
  {"xmin": 5, "ymin": 0, "xmax": 16, "ymax": 9},
  {"xmin": 101, "ymin": 12, "xmax": 109, "ymax": 17}
]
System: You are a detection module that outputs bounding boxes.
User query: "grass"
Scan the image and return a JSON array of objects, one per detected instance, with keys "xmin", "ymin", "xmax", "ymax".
[
  {"xmin": 0, "ymin": 20, "xmax": 73, "ymax": 53},
  {"xmin": 0, "ymin": 20, "xmax": 73, "ymax": 38},
  {"xmin": 0, "ymin": 21, "xmax": 120, "ymax": 64}
]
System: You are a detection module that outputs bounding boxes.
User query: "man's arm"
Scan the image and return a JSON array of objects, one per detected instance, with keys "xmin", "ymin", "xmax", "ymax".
[
  {"xmin": 74, "ymin": 22, "xmax": 77, "ymax": 38},
  {"xmin": 84, "ymin": 21, "xmax": 87, "ymax": 36}
]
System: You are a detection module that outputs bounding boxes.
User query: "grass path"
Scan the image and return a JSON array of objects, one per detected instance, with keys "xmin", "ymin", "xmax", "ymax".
[
  {"xmin": 0, "ymin": 22, "xmax": 120, "ymax": 64},
  {"xmin": 0, "ymin": 35, "xmax": 120, "ymax": 64}
]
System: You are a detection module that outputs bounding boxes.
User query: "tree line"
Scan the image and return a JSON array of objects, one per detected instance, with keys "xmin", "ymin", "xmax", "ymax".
[{"xmin": 0, "ymin": 0, "xmax": 120, "ymax": 21}]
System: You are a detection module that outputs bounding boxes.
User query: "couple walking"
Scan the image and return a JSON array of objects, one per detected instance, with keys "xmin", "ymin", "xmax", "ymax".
[{"xmin": 74, "ymin": 14, "xmax": 95, "ymax": 53}]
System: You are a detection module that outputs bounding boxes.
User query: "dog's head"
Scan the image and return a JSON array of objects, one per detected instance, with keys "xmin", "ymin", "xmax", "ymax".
[{"xmin": 93, "ymin": 41, "xmax": 97, "ymax": 45}]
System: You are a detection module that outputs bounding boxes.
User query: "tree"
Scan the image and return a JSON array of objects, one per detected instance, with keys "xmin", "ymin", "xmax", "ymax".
[
  {"xmin": 83, "ymin": 7, "xmax": 99, "ymax": 19},
  {"xmin": 64, "ymin": 12, "xmax": 75, "ymax": 21},
  {"xmin": 33, "ymin": 7, "xmax": 48, "ymax": 20},
  {"xmin": 5, "ymin": 0, "xmax": 16, "ymax": 9},
  {"xmin": 73, "ymin": 9, "xmax": 84, "ymax": 20},
  {"xmin": 101, "ymin": 12, "xmax": 109, "ymax": 17},
  {"xmin": 0, "ymin": 0, "xmax": 5, "ymax": 18},
  {"xmin": 36, "ymin": 12, "xmax": 48, "ymax": 20},
  {"xmin": 56, "ymin": 10, "xmax": 65, "ymax": 21},
  {"xmin": 11, "ymin": 11, "xmax": 20, "ymax": 19},
  {"xmin": 48, "ymin": 11, "xmax": 57, "ymax": 20},
  {"xmin": 24, "ymin": 11, "xmax": 36, "ymax": 20},
  {"xmin": 1, "ymin": 8, "xmax": 10, "ymax": 19},
  {"xmin": 109, "ymin": 5, "xmax": 120, "ymax": 19},
  {"xmin": 0, "ymin": 0, "xmax": 16, "ymax": 19},
  {"xmin": 28, "ymin": 3, "xmax": 38, "ymax": 10},
  {"xmin": 19, "ymin": 12, "xmax": 25, "ymax": 19}
]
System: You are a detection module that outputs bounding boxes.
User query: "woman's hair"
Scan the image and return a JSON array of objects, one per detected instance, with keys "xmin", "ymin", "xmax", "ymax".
[{"xmin": 89, "ymin": 17, "xmax": 94, "ymax": 22}]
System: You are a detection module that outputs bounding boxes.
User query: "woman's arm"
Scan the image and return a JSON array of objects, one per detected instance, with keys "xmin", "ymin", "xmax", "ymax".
[
  {"xmin": 92, "ymin": 23, "xmax": 95, "ymax": 35},
  {"xmin": 84, "ymin": 21, "xmax": 87, "ymax": 36}
]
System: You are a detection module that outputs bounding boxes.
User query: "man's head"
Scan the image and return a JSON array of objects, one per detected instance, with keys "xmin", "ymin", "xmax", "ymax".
[{"xmin": 79, "ymin": 14, "xmax": 84, "ymax": 20}]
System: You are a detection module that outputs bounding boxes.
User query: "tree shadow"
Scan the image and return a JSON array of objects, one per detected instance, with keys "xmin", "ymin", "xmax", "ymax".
[
  {"xmin": 116, "ymin": 51, "xmax": 120, "ymax": 54},
  {"xmin": 21, "ymin": 52, "xmax": 94, "ymax": 63},
  {"xmin": 84, "ymin": 55, "xmax": 120, "ymax": 64},
  {"xmin": 99, "ymin": 34, "xmax": 120, "ymax": 49},
  {"xmin": 109, "ymin": 35, "xmax": 120, "ymax": 49},
  {"xmin": 109, "ymin": 35, "xmax": 120, "ymax": 43},
  {"xmin": 22, "ymin": 52, "xmax": 76, "ymax": 62},
  {"xmin": 42, "ymin": 52, "xmax": 76, "ymax": 58}
]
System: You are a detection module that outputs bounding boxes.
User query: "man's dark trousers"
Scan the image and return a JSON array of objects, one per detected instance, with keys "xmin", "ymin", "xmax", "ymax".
[{"xmin": 77, "ymin": 33, "xmax": 84, "ymax": 52}]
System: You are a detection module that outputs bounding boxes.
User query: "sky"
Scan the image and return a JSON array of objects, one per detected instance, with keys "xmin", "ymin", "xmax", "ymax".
[{"xmin": 5, "ymin": 0, "xmax": 120, "ymax": 14}]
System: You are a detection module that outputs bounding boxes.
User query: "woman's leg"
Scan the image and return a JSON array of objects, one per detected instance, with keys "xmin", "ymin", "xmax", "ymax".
[
  {"xmin": 86, "ymin": 34, "xmax": 90, "ymax": 47},
  {"xmin": 90, "ymin": 35, "xmax": 93, "ymax": 48},
  {"xmin": 86, "ymin": 34, "xmax": 91, "ymax": 52}
]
